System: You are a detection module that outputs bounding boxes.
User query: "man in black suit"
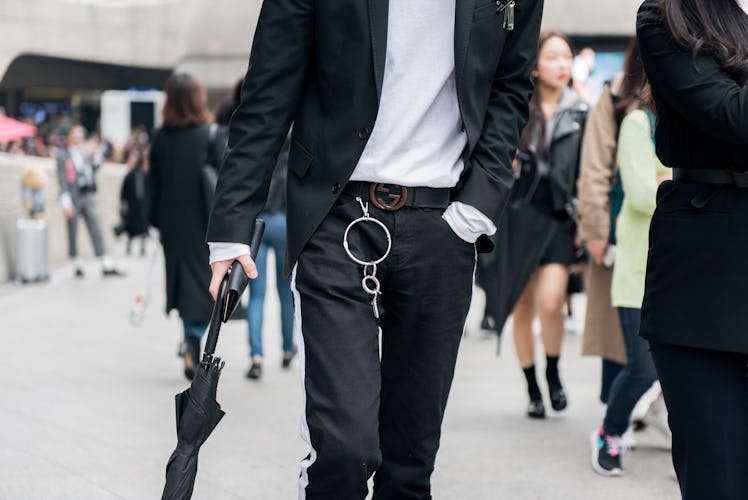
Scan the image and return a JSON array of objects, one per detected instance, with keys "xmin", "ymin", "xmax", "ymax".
[{"xmin": 207, "ymin": 1, "xmax": 543, "ymax": 498}]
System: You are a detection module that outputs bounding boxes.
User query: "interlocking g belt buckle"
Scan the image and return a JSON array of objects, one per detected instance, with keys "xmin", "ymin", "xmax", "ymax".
[{"xmin": 369, "ymin": 183, "xmax": 408, "ymax": 211}]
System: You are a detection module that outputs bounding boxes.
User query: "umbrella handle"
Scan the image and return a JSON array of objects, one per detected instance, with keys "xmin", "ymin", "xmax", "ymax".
[
  {"xmin": 204, "ymin": 220, "xmax": 265, "ymax": 358},
  {"xmin": 224, "ymin": 219, "xmax": 265, "ymax": 322}
]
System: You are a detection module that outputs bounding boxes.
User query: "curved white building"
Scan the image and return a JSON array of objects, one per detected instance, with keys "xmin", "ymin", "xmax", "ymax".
[{"xmin": 0, "ymin": 0, "xmax": 643, "ymax": 119}]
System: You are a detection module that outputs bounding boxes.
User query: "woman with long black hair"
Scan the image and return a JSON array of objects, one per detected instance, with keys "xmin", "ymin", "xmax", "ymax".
[{"xmin": 637, "ymin": 0, "xmax": 748, "ymax": 497}]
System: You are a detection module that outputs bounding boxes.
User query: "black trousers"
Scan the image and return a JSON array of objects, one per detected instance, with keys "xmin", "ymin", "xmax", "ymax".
[
  {"xmin": 650, "ymin": 341, "xmax": 748, "ymax": 500},
  {"xmin": 291, "ymin": 196, "xmax": 476, "ymax": 499}
]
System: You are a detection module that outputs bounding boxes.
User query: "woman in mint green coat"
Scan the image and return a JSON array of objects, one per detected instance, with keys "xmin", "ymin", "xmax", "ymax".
[{"xmin": 590, "ymin": 51, "xmax": 670, "ymax": 477}]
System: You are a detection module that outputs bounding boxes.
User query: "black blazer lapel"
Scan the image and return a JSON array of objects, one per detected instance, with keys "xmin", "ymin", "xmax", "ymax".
[
  {"xmin": 368, "ymin": 0, "xmax": 389, "ymax": 102},
  {"xmin": 454, "ymin": 0, "xmax": 476, "ymax": 94}
]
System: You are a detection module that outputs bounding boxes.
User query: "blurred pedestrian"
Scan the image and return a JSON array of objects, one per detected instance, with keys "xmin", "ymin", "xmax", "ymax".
[
  {"xmin": 206, "ymin": 0, "xmax": 544, "ymax": 496},
  {"xmin": 21, "ymin": 167, "xmax": 47, "ymax": 218},
  {"xmin": 244, "ymin": 137, "xmax": 295, "ymax": 379},
  {"xmin": 148, "ymin": 73, "xmax": 224, "ymax": 380},
  {"xmin": 588, "ymin": 41, "xmax": 671, "ymax": 476},
  {"xmin": 214, "ymin": 82, "xmax": 296, "ymax": 380},
  {"xmin": 637, "ymin": 0, "xmax": 748, "ymax": 497},
  {"xmin": 483, "ymin": 31, "xmax": 588, "ymax": 419},
  {"xmin": 577, "ymin": 47, "xmax": 629, "ymax": 404},
  {"xmin": 115, "ymin": 145, "xmax": 150, "ymax": 256},
  {"xmin": 56, "ymin": 125, "xmax": 123, "ymax": 278}
]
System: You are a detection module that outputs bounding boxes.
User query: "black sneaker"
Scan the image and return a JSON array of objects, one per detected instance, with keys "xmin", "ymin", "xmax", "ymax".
[
  {"xmin": 282, "ymin": 347, "xmax": 298, "ymax": 369},
  {"xmin": 527, "ymin": 397, "xmax": 546, "ymax": 419},
  {"xmin": 74, "ymin": 267, "xmax": 85, "ymax": 279},
  {"xmin": 246, "ymin": 362, "xmax": 262, "ymax": 380},
  {"xmin": 102, "ymin": 268, "xmax": 126, "ymax": 277},
  {"xmin": 591, "ymin": 427, "xmax": 624, "ymax": 477}
]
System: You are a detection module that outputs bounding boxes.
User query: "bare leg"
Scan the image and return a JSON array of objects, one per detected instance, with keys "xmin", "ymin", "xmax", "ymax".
[
  {"xmin": 512, "ymin": 275, "xmax": 537, "ymax": 368},
  {"xmin": 536, "ymin": 264, "xmax": 569, "ymax": 357}
]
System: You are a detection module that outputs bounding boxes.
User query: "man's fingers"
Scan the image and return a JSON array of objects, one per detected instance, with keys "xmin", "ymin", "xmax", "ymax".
[
  {"xmin": 236, "ymin": 255, "xmax": 258, "ymax": 279},
  {"xmin": 208, "ymin": 256, "xmax": 258, "ymax": 301},
  {"xmin": 209, "ymin": 261, "xmax": 231, "ymax": 300}
]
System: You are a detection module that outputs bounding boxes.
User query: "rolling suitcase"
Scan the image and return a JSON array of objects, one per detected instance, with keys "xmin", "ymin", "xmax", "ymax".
[{"xmin": 16, "ymin": 218, "xmax": 49, "ymax": 283}]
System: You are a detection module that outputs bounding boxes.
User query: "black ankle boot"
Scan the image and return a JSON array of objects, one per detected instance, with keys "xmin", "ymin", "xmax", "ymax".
[
  {"xmin": 527, "ymin": 397, "xmax": 546, "ymax": 419},
  {"xmin": 545, "ymin": 355, "xmax": 567, "ymax": 411},
  {"xmin": 549, "ymin": 387, "xmax": 567, "ymax": 411}
]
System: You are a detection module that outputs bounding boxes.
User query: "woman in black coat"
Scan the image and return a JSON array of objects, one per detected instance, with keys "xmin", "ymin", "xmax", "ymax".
[
  {"xmin": 149, "ymin": 73, "xmax": 224, "ymax": 380},
  {"xmin": 117, "ymin": 146, "xmax": 150, "ymax": 255},
  {"xmin": 637, "ymin": 1, "xmax": 748, "ymax": 497}
]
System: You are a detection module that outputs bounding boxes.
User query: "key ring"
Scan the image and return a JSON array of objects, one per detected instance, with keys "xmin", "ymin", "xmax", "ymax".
[
  {"xmin": 343, "ymin": 199, "xmax": 392, "ymax": 266},
  {"xmin": 361, "ymin": 264, "xmax": 381, "ymax": 295}
]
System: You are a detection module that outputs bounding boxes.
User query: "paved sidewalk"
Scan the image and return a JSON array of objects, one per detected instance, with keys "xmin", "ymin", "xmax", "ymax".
[{"xmin": 0, "ymin": 246, "xmax": 679, "ymax": 500}]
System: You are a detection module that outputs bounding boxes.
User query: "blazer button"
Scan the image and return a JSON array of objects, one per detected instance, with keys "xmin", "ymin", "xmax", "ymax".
[
  {"xmin": 331, "ymin": 182, "xmax": 341, "ymax": 194},
  {"xmin": 358, "ymin": 128, "xmax": 369, "ymax": 140}
]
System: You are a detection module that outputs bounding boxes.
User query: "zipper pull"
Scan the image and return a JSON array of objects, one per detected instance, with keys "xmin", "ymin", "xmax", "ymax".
[{"xmin": 502, "ymin": 0, "xmax": 516, "ymax": 31}]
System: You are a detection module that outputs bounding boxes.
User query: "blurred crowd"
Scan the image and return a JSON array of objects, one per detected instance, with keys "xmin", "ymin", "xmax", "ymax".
[{"xmin": 1, "ymin": 31, "xmax": 673, "ymax": 485}]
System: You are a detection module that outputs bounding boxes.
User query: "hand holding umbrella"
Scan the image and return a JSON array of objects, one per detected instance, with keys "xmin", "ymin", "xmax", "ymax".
[{"xmin": 161, "ymin": 220, "xmax": 265, "ymax": 500}]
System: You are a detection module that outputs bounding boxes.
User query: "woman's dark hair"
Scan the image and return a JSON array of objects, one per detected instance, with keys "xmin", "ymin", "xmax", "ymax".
[
  {"xmin": 615, "ymin": 38, "xmax": 653, "ymax": 120},
  {"xmin": 659, "ymin": 0, "xmax": 748, "ymax": 84},
  {"xmin": 214, "ymin": 79, "xmax": 243, "ymax": 127},
  {"xmin": 518, "ymin": 31, "xmax": 575, "ymax": 154},
  {"xmin": 162, "ymin": 73, "xmax": 213, "ymax": 128}
]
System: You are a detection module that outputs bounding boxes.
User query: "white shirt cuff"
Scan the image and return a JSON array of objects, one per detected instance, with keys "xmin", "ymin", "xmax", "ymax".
[
  {"xmin": 442, "ymin": 201, "xmax": 497, "ymax": 244},
  {"xmin": 208, "ymin": 242, "xmax": 251, "ymax": 264}
]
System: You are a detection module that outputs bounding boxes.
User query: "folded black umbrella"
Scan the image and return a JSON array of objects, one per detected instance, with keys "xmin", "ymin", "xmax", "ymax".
[
  {"xmin": 161, "ymin": 220, "xmax": 265, "ymax": 500},
  {"xmin": 477, "ymin": 202, "xmax": 557, "ymax": 355}
]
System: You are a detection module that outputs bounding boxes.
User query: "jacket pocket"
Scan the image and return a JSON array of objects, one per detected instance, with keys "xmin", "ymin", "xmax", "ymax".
[
  {"xmin": 473, "ymin": 1, "xmax": 499, "ymax": 21},
  {"xmin": 288, "ymin": 140, "xmax": 313, "ymax": 178}
]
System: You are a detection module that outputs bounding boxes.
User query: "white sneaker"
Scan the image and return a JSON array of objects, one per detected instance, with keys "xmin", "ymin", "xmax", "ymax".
[
  {"xmin": 631, "ymin": 381, "xmax": 662, "ymax": 429},
  {"xmin": 564, "ymin": 315, "xmax": 581, "ymax": 335},
  {"xmin": 621, "ymin": 426, "xmax": 637, "ymax": 450},
  {"xmin": 642, "ymin": 393, "xmax": 672, "ymax": 445}
]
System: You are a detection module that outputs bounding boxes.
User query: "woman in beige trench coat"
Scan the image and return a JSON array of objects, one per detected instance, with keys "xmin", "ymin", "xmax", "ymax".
[{"xmin": 577, "ymin": 75, "xmax": 627, "ymax": 402}]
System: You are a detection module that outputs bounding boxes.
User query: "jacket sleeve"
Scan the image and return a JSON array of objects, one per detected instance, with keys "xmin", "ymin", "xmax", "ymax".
[
  {"xmin": 637, "ymin": 4, "xmax": 748, "ymax": 144},
  {"xmin": 577, "ymin": 84, "xmax": 617, "ymax": 241},
  {"xmin": 206, "ymin": 0, "xmax": 314, "ymax": 245},
  {"xmin": 454, "ymin": 0, "xmax": 544, "ymax": 248},
  {"xmin": 616, "ymin": 110, "xmax": 661, "ymax": 216}
]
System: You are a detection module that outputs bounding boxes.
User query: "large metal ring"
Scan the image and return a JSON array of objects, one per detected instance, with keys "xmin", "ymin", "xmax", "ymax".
[{"xmin": 343, "ymin": 216, "xmax": 392, "ymax": 266}]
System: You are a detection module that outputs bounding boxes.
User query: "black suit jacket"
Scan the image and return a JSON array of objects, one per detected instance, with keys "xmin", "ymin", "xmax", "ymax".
[{"xmin": 207, "ymin": 0, "xmax": 544, "ymax": 273}]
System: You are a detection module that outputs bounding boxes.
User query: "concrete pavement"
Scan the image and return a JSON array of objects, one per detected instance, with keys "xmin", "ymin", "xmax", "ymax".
[{"xmin": 0, "ymin": 243, "xmax": 680, "ymax": 500}]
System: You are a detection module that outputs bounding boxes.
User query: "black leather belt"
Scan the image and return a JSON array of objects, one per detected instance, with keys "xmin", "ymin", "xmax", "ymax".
[
  {"xmin": 673, "ymin": 168, "xmax": 748, "ymax": 188},
  {"xmin": 342, "ymin": 181, "xmax": 452, "ymax": 211}
]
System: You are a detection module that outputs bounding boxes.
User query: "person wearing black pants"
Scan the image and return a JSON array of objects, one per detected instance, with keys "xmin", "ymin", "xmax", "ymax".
[
  {"xmin": 637, "ymin": 0, "xmax": 748, "ymax": 498},
  {"xmin": 292, "ymin": 193, "xmax": 475, "ymax": 497},
  {"xmin": 206, "ymin": 0, "xmax": 544, "ymax": 497},
  {"xmin": 650, "ymin": 343, "xmax": 748, "ymax": 498}
]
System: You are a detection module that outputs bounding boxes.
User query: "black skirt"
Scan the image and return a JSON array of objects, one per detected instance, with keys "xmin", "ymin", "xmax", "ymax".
[{"xmin": 639, "ymin": 180, "xmax": 748, "ymax": 355}]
